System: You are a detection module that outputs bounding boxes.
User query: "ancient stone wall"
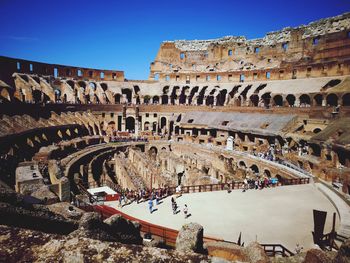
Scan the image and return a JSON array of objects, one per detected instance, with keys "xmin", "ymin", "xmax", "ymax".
[{"xmin": 150, "ymin": 13, "xmax": 350, "ymax": 82}]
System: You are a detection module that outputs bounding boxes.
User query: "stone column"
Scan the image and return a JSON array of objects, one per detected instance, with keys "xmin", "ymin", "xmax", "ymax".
[
  {"xmin": 322, "ymin": 98, "xmax": 327, "ymax": 107},
  {"xmin": 223, "ymin": 94, "xmax": 229, "ymax": 106}
]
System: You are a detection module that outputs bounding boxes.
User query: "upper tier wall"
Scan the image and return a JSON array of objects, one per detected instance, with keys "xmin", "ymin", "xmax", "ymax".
[
  {"xmin": 0, "ymin": 56, "xmax": 125, "ymax": 86},
  {"xmin": 150, "ymin": 13, "xmax": 350, "ymax": 81}
]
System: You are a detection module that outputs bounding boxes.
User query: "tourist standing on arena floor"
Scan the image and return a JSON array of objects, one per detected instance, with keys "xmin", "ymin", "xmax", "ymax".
[
  {"xmin": 243, "ymin": 178, "xmax": 248, "ymax": 192},
  {"xmin": 171, "ymin": 197, "xmax": 177, "ymax": 214},
  {"xmin": 148, "ymin": 198, "xmax": 153, "ymax": 214},
  {"xmin": 155, "ymin": 192, "xmax": 160, "ymax": 205},
  {"xmin": 183, "ymin": 204, "xmax": 188, "ymax": 218}
]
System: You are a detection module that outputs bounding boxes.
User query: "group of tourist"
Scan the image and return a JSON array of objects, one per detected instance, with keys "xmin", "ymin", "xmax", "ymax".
[
  {"xmin": 109, "ymin": 136, "xmax": 148, "ymax": 143},
  {"xmin": 169, "ymin": 196, "xmax": 189, "ymax": 218},
  {"xmin": 242, "ymin": 176, "xmax": 278, "ymax": 192},
  {"xmin": 114, "ymin": 184, "xmax": 192, "ymax": 218},
  {"xmin": 116, "ymin": 186, "xmax": 175, "ymax": 207}
]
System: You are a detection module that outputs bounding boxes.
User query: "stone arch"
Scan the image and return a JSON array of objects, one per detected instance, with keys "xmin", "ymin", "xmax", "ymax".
[
  {"xmin": 263, "ymin": 169, "xmax": 271, "ymax": 177},
  {"xmin": 250, "ymin": 94, "xmax": 259, "ymax": 107},
  {"xmin": 179, "ymin": 86, "xmax": 190, "ymax": 104},
  {"xmin": 78, "ymin": 81, "xmax": 87, "ymax": 89},
  {"xmin": 106, "ymin": 121, "xmax": 116, "ymax": 136},
  {"xmin": 313, "ymin": 94, "xmax": 323, "ymax": 106},
  {"xmin": 143, "ymin": 96, "xmax": 150, "ymax": 104},
  {"xmin": 238, "ymin": 160, "xmax": 246, "ymax": 168},
  {"xmin": 309, "ymin": 143, "xmax": 321, "ymax": 157},
  {"xmin": 188, "ymin": 86, "xmax": 199, "ymax": 105},
  {"xmin": 229, "ymin": 85, "xmax": 240, "ymax": 99},
  {"xmin": 125, "ymin": 116, "xmax": 135, "ymax": 132},
  {"xmin": 250, "ymin": 164, "xmax": 259, "ymax": 174},
  {"xmin": 299, "ymin": 94, "xmax": 311, "ymax": 105},
  {"xmin": 148, "ymin": 146, "xmax": 158, "ymax": 158},
  {"xmin": 272, "ymin": 94, "xmax": 283, "ymax": 106},
  {"xmin": 144, "ymin": 121, "xmax": 150, "ymax": 131},
  {"xmin": 313, "ymin": 128, "xmax": 322, "ymax": 134},
  {"xmin": 163, "ymin": 86, "xmax": 170, "ymax": 94},
  {"xmin": 337, "ymin": 149, "xmax": 349, "ymax": 166},
  {"xmin": 67, "ymin": 80, "xmax": 75, "ymax": 90},
  {"xmin": 326, "ymin": 93, "xmax": 338, "ymax": 106},
  {"xmin": 276, "ymin": 174, "xmax": 283, "ymax": 181},
  {"xmin": 197, "ymin": 86, "xmax": 207, "ymax": 105},
  {"xmin": 133, "ymin": 85, "xmax": 140, "ymax": 95},
  {"xmin": 161, "ymin": 95, "xmax": 168, "ymax": 105},
  {"xmin": 122, "ymin": 88, "xmax": 132, "ymax": 103},
  {"xmin": 342, "ymin": 93, "xmax": 350, "ymax": 106},
  {"xmin": 261, "ymin": 92, "xmax": 271, "ymax": 107},
  {"xmin": 32, "ymin": 90, "xmax": 50, "ymax": 103},
  {"xmin": 170, "ymin": 86, "xmax": 180, "ymax": 105},
  {"xmin": 54, "ymin": 89, "xmax": 61, "ymax": 102},
  {"xmin": 216, "ymin": 89, "xmax": 227, "ymax": 106},
  {"xmin": 160, "ymin": 117, "xmax": 167, "ymax": 130},
  {"xmin": 206, "ymin": 95, "xmax": 214, "ymax": 106},
  {"xmin": 152, "ymin": 121, "xmax": 157, "ymax": 132},
  {"xmin": 100, "ymin": 83, "xmax": 108, "ymax": 91},
  {"xmin": 88, "ymin": 82, "xmax": 96, "ymax": 90},
  {"xmin": 152, "ymin": 96, "xmax": 160, "ymax": 104},
  {"xmin": 114, "ymin": 93, "xmax": 121, "ymax": 104},
  {"xmin": 286, "ymin": 94, "xmax": 296, "ymax": 107}
]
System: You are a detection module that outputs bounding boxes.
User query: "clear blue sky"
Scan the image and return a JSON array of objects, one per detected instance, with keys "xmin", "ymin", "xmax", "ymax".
[{"xmin": 0, "ymin": 0, "xmax": 349, "ymax": 80}]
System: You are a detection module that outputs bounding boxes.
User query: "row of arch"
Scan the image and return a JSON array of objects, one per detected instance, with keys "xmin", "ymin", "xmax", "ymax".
[
  {"xmin": 119, "ymin": 116, "xmax": 168, "ymax": 133},
  {"xmin": 147, "ymin": 143, "xmax": 292, "ymax": 182},
  {"xmin": 10, "ymin": 75, "xmax": 350, "ymax": 107},
  {"xmin": 117, "ymin": 90, "xmax": 349, "ymax": 107},
  {"xmin": 248, "ymin": 93, "xmax": 350, "ymax": 107}
]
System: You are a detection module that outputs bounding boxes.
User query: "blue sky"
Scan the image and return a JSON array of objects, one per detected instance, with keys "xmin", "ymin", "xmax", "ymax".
[{"xmin": 0, "ymin": 0, "xmax": 349, "ymax": 80}]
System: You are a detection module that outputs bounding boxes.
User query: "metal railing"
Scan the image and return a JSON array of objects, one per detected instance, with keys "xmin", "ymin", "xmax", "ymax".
[
  {"xmin": 261, "ymin": 244, "xmax": 295, "ymax": 257},
  {"xmin": 82, "ymin": 204, "xmax": 294, "ymax": 257},
  {"xmin": 157, "ymin": 178, "xmax": 310, "ymax": 195},
  {"xmin": 76, "ymin": 178, "xmax": 309, "ymax": 257},
  {"xmin": 82, "ymin": 177, "xmax": 310, "ymax": 202}
]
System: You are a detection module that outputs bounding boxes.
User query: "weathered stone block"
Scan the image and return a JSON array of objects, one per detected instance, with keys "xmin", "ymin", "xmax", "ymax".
[{"xmin": 176, "ymin": 222, "xmax": 204, "ymax": 253}]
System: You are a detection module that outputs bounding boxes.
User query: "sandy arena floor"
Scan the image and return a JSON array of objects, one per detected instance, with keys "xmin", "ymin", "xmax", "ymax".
[{"xmin": 106, "ymin": 184, "xmax": 338, "ymax": 251}]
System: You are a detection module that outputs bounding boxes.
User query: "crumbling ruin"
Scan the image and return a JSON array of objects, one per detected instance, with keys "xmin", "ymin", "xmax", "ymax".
[{"xmin": 0, "ymin": 12, "xmax": 350, "ymax": 263}]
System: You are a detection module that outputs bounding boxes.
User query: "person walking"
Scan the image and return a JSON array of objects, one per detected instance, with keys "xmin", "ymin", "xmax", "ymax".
[
  {"xmin": 243, "ymin": 178, "xmax": 248, "ymax": 192},
  {"xmin": 155, "ymin": 192, "xmax": 159, "ymax": 205},
  {"xmin": 171, "ymin": 197, "xmax": 177, "ymax": 214},
  {"xmin": 148, "ymin": 198, "xmax": 153, "ymax": 214},
  {"xmin": 183, "ymin": 204, "xmax": 188, "ymax": 218},
  {"xmin": 118, "ymin": 194, "xmax": 123, "ymax": 207}
]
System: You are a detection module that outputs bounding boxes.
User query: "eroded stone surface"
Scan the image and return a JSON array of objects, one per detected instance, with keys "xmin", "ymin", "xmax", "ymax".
[
  {"xmin": 176, "ymin": 222, "xmax": 204, "ymax": 253},
  {"xmin": 0, "ymin": 224, "xmax": 211, "ymax": 263}
]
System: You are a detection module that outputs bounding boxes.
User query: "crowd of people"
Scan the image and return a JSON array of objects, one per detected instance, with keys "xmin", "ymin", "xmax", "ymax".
[
  {"xmin": 110, "ymin": 136, "xmax": 148, "ymax": 143},
  {"xmin": 242, "ymin": 176, "xmax": 278, "ymax": 192},
  {"xmin": 116, "ymin": 186, "xmax": 175, "ymax": 207},
  {"xmin": 114, "ymin": 185, "xmax": 192, "ymax": 218}
]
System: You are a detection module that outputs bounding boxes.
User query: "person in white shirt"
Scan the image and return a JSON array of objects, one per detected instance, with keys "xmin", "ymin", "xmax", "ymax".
[{"xmin": 183, "ymin": 204, "xmax": 188, "ymax": 218}]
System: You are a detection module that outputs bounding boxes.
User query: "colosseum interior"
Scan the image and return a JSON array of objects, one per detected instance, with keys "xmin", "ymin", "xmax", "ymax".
[{"xmin": 1, "ymin": 11, "xmax": 350, "ymax": 263}]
